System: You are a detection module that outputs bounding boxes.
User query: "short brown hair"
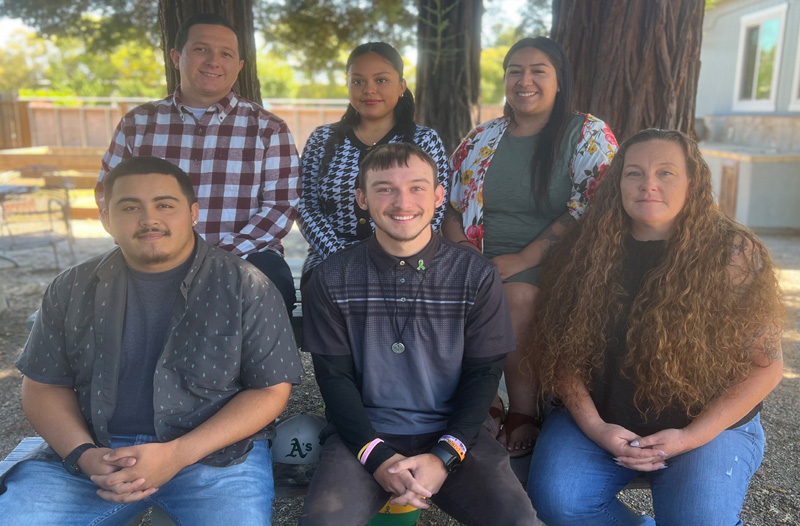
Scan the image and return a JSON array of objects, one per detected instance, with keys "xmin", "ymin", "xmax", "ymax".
[
  {"xmin": 174, "ymin": 13, "xmax": 241, "ymax": 56},
  {"xmin": 357, "ymin": 143, "xmax": 438, "ymax": 190}
]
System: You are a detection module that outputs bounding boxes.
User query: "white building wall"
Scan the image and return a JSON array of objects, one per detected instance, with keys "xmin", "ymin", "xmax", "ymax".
[{"xmin": 697, "ymin": 0, "xmax": 800, "ymax": 116}]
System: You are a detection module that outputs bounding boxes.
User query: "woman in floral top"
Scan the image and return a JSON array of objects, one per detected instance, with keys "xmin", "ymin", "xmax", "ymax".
[{"xmin": 443, "ymin": 37, "xmax": 618, "ymax": 457}]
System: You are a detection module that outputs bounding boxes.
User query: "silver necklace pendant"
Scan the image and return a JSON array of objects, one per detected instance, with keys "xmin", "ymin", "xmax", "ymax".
[{"xmin": 391, "ymin": 342, "xmax": 406, "ymax": 354}]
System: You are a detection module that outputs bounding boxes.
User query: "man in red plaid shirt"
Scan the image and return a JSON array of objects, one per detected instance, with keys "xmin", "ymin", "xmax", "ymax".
[{"xmin": 97, "ymin": 13, "xmax": 300, "ymax": 313}]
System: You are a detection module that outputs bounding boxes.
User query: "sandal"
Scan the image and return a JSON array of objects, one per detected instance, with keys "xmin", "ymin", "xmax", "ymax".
[
  {"xmin": 483, "ymin": 396, "xmax": 505, "ymax": 438},
  {"xmin": 499, "ymin": 411, "xmax": 541, "ymax": 458}
]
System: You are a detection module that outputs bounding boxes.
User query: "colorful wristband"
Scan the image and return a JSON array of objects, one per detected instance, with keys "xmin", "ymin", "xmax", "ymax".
[
  {"xmin": 358, "ymin": 438, "xmax": 385, "ymax": 466},
  {"xmin": 439, "ymin": 435, "xmax": 467, "ymax": 461}
]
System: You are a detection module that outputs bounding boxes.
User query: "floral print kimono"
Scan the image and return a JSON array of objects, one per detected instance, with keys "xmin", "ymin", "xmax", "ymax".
[{"xmin": 448, "ymin": 113, "xmax": 618, "ymax": 251}]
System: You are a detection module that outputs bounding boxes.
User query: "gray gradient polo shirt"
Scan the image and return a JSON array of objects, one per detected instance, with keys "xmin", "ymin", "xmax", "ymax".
[
  {"xmin": 17, "ymin": 235, "xmax": 302, "ymax": 467},
  {"xmin": 303, "ymin": 234, "xmax": 515, "ymax": 435}
]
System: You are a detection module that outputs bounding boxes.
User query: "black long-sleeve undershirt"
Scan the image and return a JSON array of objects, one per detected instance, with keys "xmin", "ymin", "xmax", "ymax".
[{"xmin": 312, "ymin": 352, "xmax": 506, "ymax": 474}]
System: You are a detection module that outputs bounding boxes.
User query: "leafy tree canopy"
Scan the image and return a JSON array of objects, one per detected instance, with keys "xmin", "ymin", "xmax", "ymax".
[
  {"xmin": 0, "ymin": 28, "xmax": 167, "ymax": 98},
  {"xmin": 0, "ymin": 30, "xmax": 48, "ymax": 93},
  {"xmin": 0, "ymin": 0, "xmax": 159, "ymax": 48},
  {"xmin": 513, "ymin": 0, "xmax": 551, "ymax": 41},
  {"xmin": 256, "ymin": 0, "xmax": 417, "ymax": 75}
]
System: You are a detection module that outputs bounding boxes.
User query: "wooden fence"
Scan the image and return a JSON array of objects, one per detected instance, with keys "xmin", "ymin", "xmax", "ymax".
[
  {"xmin": 0, "ymin": 94, "xmax": 504, "ymax": 156},
  {"xmin": 0, "ymin": 93, "xmax": 29, "ymax": 150}
]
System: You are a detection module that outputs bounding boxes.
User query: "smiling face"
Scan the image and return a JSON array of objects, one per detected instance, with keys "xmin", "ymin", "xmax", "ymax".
[
  {"xmin": 347, "ymin": 52, "xmax": 407, "ymax": 125},
  {"xmin": 620, "ymin": 139, "xmax": 690, "ymax": 241},
  {"xmin": 101, "ymin": 173, "xmax": 199, "ymax": 273},
  {"xmin": 355, "ymin": 155, "xmax": 444, "ymax": 257},
  {"xmin": 504, "ymin": 46, "xmax": 559, "ymax": 124},
  {"xmin": 170, "ymin": 23, "xmax": 244, "ymax": 108}
]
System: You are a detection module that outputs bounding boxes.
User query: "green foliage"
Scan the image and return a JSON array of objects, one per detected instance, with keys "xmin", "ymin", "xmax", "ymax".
[
  {"xmin": 107, "ymin": 45, "xmax": 168, "ymax": 98},
  {"xmin": 257, "ymin": 51, "xmax": 300, "ymax": 99},
  {"xmin": 516, "ymin": 0, "xmax": 551, "ymax": 38},
  {"xmin": 0, "ymin": 30, "xmax": 48, "ymax": 93},
  {"xmin": 0, "ymin": 0, "xmax": 545, "ymax": 106},
  {"xmin": 0, "ymin": 0, "xmax": 159, "ymax": 49},
  {"xmin": 296, "ymin": 78, "xmax": 348, "ymax": 99},
  {"xmin": 756, "ymin": 46, "xmax": 776, "ymax": 100},
  {"xmin": 481, "ymin": 45, "xmax": 509, "ymax": 103},
  {"xmin": 484, "ymin": 0, "xmax": 550, "ymax": 47},
  {"xmin": 0, "ymin": 26, "xmax": 166, "ymax": 98},
  {"xmin": 256, "ymin": 0, "xmax": 417, "ymax": 76}
]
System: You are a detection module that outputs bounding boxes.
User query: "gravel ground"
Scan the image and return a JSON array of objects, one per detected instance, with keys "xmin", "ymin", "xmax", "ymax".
[{"xmin": 0, "ymin": 221, "xmax": 798, "ymax": 525}]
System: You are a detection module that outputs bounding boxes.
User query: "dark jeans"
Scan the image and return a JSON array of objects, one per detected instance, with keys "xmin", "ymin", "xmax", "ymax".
[
  {"xmin": 245, "ymin": 250, "xmax": 296, "ymax": 315},
  {"xmin": 299, "ymin": 430, "xmax": 540, "ymax": 526}
]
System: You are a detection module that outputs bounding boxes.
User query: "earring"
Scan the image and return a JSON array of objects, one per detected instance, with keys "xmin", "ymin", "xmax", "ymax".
[{"xmin": 192, "ymin": 220, "xmax": 198, "ymax": 226}]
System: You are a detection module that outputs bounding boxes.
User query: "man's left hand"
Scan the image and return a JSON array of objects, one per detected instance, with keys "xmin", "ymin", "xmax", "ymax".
[
  {"xmin": 387, "ymin": 453, "xmax": 448, "ymax": 507},
  {"xmin": 91, "ymin": 442, "xmax": 186, "ymax": 502}
]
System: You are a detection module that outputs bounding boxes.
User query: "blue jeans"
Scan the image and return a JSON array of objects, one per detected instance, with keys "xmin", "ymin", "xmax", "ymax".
[
  {"xmin": 527, "ymin": 409, "xmax": 764, "ymax": 526},
  {"xmin": 0, "ymin": 435, "xmax": 274, "ymax": 526}
]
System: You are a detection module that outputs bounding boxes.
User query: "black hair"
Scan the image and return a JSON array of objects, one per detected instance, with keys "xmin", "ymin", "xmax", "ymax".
[
  {"xmin": 174, "ymin": 13, "xmax": 241, "ymax": 56},
  {"xmin": 105, "ymin": 157, "xmax": 196, "ymax": 204},
  {"xmin": 357, "ymin": 143, "xmax": 439, "ymax": 191},
  {"xmin": 317, "ymin": 42, "xmax": 417, "ymax": 181},
  {"xmin": 503, "ymin": 37, "xmax": 574, "ymax": 208}
]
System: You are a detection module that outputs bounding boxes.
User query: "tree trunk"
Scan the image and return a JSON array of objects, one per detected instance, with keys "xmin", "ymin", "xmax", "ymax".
[
  {"xmin": 552, "ymin": 0, "xmax": 704, "ymax": 142},
  {"xmin": 158, "ymin": 0, "xmax": 261, "ymax": 105},
  {"xmin": 416, "ymin": 0, "xmax": 483, "ymax": 155}
]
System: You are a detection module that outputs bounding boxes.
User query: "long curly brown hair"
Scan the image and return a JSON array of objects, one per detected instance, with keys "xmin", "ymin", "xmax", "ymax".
[{"xmin": 525, "ymin": 129, "xmax": 783, "ymax": 419}]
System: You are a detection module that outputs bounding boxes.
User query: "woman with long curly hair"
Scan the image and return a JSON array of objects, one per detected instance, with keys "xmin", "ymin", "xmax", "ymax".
[{"xmin": 525, "ymin": 129, "xmax": 783, "ymax": 525}]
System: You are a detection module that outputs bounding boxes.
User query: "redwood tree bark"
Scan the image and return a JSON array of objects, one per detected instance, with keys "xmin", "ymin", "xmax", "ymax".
[
  {"xmin": 416, "ymin": 0, "xmax": 483, "ymax": 155},
  {"xmin": 552, "ymin": 0, "xmax": 704, "ymax": 141},
  {"xmin": 158, "ymin": 0, "xmax": 261, "ymax": 105}
]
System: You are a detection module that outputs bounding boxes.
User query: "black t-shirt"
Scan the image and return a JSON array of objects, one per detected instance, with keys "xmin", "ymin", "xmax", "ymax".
[{"xmin": 590, "ymin": 236, "xmax": 759, "ymax": 436}]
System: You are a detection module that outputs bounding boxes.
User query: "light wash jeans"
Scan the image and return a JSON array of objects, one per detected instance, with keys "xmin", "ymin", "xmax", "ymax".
[
  {"xmin": 0, "ymin": 435, "xmax": 274, "ymax": 526},
  {"xmin": 527, "ymin": 409, "xmax": 764, "ymax": 526}
]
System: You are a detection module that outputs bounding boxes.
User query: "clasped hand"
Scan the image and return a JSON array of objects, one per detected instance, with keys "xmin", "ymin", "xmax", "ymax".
[
  {"xmin": 590, "ymin": 422, "xmax": 696, "ymax": 471},
  {"xmin": 83, "ymin": 442, "xmax": 185, "ymax": 503},
  {"xmin": 373, "ymin": 453, "xmax": 448, "ymax": 509}
]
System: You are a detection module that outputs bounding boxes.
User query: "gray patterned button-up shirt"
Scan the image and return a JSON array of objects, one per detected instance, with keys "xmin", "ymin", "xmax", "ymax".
[{"xmin": 16, "ymin": 235, "xmax": 302, "ymax": 467}]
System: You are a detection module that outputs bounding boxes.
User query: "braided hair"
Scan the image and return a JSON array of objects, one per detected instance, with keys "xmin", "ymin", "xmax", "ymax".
[{"xmin": 317, "ymin": 42, "xmax": 417, "ymax": 180}]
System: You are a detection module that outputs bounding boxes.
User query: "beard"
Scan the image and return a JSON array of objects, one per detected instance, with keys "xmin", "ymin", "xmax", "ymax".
[{"xmin": 130, "ymin": 227, "xmax": 174, "ymax": 266}]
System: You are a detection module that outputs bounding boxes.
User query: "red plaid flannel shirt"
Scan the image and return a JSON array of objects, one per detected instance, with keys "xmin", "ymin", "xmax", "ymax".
[{"xmin": 97, "ymin": 89, "xmax": 300, "ymax": 256}]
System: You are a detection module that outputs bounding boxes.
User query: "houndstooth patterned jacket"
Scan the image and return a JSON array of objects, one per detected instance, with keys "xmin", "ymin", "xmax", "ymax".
[{"xmin": 298, "ymin": 124, "xmax": 449, "ymax": 276}]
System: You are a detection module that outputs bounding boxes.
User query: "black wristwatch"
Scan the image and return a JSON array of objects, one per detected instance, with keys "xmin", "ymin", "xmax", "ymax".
[
  {"xmin": 429, "ymin": 443, "xmax": 461, "ymax": 473},
  {"xmin": 62, "ymin": 443, "xmax": 98, "ymax": 476}
]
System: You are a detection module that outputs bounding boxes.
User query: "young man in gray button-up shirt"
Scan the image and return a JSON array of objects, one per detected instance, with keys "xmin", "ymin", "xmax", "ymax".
[{"xmin": 2, "ymin": 156, "xmax": 302, "ymax": 525}]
